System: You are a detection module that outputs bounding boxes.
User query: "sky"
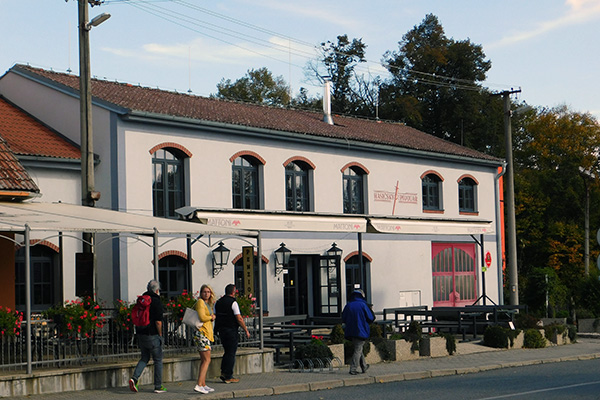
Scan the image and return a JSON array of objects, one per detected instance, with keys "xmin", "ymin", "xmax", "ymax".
[{"xmin": 1, "ymin": 0, "xmax": 599, "ymax": 118}]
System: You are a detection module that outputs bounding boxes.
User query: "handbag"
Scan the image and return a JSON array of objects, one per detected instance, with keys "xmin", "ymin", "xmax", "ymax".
[{"xmin": 182, "ymin": 305, "xmax": 204, "ymax": 330}]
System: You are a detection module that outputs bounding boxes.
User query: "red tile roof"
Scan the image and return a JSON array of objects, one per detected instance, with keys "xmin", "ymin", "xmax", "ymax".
[
  {"xmin": 0, "ymin": 97, "xmax": 81, "ymax": 160},
  {"xmin": 0, "ymin": 133, "xmax": 39, "ymax": 194},
  {"xmin": 13, "ymin": 65, "xmax": 500, "ymax": 163}
]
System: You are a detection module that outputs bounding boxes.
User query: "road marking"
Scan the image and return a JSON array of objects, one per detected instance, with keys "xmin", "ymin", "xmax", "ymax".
[{"xmin": 477, "ymin": 380, "xmax": 600, "ymax": 399}]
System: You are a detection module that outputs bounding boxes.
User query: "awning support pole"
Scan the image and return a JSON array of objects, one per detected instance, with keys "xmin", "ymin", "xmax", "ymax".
[
  {"xmin": 257, "ymin": 231, "xmax": 264, "ymax": 349},
  {"xmin": 25, "ymin": 224, "xmax": 32, "ymax": 375},
  {"xmin": 153, "ymin": 228, "xmax": 159, "ymax": 280}
]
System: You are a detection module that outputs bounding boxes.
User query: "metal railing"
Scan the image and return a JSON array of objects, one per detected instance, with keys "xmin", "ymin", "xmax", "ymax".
[{"xmin": 0, "ymin": 310, "xmax": 260, "ymax": 372}]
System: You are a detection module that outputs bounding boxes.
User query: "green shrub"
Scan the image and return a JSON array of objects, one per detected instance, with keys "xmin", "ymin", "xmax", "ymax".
[
  {"xmin": 389, "ymin": 333, "xmax": 405, "ymax": 341},
  {"xmin": 373, "ymin": 337, "xmax": 393, "ymax": 361},
  {"xmin": 523, "ymin": 328, "xmax": 546, "ymax": 348},
  {"xmin": 483, "ymin": 325, "xmax": 509, "ymax": 348},
  {"xmin": 441, "ymin": 332, "xmax": 456, "ymax": 355},
  {"xmin": 405, "ymin": 321, "xmax": 422, "ymax": 351},
  {"xmin": 370, "ymin": 323, "xmax": 383, "ymax": 339},
  {"xmin": 330, "ymin": 324, "xmax": 345, "ymax": 344},
  {"xmin": 295, "ymin": 336, "xmax": 334, "ymax": 360},
  {"xmin": 567, "ymin": 325, "xmax": 577, "ymax": 343},
  {"xmin": 514, "ymin": 313, "xmax": 540, "ymax": 330},
  {"xmin": 543, "ymin": 323, "xmax": 566, "ymax": 341}
]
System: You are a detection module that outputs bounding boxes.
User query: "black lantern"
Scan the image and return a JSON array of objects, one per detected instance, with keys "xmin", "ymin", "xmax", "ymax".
[
  {"xmin": 326, "ymin": 242, "xmax": 343, "ymax": 257},
  {"xmin": 274, "ymin": 242, "xmax": 291, "ymax": 276},
  {"xmin": 212, "ymin": 242, "xmax": 230, "ymax": 277}
]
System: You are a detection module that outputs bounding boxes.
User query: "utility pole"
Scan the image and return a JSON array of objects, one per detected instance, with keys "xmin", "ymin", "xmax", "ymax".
[
  {"xmin": 496, "ymin": 89, "xmax": 521, "ymax": 305},
  {"xmin": 77, "ymin": 0, "xmax": 108, "ymax": 298}
]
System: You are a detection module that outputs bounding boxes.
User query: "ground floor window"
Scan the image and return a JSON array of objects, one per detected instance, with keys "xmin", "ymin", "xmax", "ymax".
[
  {"xmin": 15, "ymin": 246, "xmax": 58, "ymax": 312},
  {"xmin": 432, "ymin": 243, "xmax": 476, "ymax": 307},
  {"xmin": 345, "ymin": 255, "xmax": 371, "ymax": 302},
  {"xmin": 159, "ymin": 255, "xmax": 189, "ymax": 300}
]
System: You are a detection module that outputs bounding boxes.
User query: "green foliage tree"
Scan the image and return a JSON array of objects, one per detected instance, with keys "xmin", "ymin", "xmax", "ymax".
[
  {"xmin": 379, "ymin": 14, "xmax": 501, "ymax": 153},
  {"xmin": 306, "ymin": 34, "xmax": 379, "ymax": 117},
  {"xmin": 214, "ymin": 67, "xmax": 291, "ymax": 106}
]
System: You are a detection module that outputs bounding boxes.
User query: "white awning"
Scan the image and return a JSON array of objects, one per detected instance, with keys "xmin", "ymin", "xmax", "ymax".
[
  {"xmin": 0, "ymin": 201, "xmax": 258, "ymax": 237},
  {"xmin": 368, "ymin": 218, "xmax": 494, "ymax": 235},
  {"xmin": 192, "ymin": 211, "xmax": 367, "ymax": 233}
]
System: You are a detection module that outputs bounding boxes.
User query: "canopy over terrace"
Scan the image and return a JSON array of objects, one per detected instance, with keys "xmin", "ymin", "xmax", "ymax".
[{"xmin": 0, "ymin": 201, "xmax": 258, "ymax": 374}]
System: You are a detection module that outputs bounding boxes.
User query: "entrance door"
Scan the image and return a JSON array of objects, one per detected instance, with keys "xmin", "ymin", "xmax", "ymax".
[
  {"xmin": 283, "ymin": 255, "xmax": 341, "ymax": 317},
  {"xmin": 432, "ymin": 243, "xmax": 477, "ymax": 307},
  {"xmin": 283, "ymin": 257, "xmax": 308, "ymax": 316},
  {"xmin": 314, "ymin": 255, "xmax": 341, "ymax": 317}
]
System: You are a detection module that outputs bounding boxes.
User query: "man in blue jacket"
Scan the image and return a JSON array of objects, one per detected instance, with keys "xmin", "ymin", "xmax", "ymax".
[{"xmin": 342, "ymin": 289, "xmax": 375, "ymax": 375}]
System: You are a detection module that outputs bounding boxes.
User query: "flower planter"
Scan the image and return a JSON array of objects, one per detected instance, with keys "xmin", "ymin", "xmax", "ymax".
[
  {"xmin": 391, "ymin": 339, "xmax": 419, "ymax": 361},
  {"xmin": 419, "ymin": 336, "xmax": 447, "ymax": 357},
  {"xmin": 510, "ymin": 331, "xmax": 524, "ymax": 349},
  {"xmin": 551, "ymin": 330, "xmax": 570, "ymax": 345},
  {"xmin": 364, "ymin": 341, "xmax": 383, "ymax": 364},
  {"xmin": 327, "ymin": 343, "xmax": 344, "ymax": 362}
]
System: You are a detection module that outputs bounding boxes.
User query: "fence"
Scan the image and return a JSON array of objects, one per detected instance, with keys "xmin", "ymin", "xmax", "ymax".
[{"xmin": 0, "ymin": 310, "xmax": 260, "ymax": 372}]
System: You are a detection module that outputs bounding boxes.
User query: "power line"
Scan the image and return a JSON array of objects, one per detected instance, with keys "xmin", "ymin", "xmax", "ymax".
[{"xmin": 103, "ymin": 0, "xmax": 516, "ymax": 94}]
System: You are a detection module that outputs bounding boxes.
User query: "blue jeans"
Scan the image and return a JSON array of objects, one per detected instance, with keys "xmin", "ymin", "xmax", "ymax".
[
  {"xmin": 132, "ymin": 335, "xmax": 163, "ymax": 389},
  {"xmin": 218, "ymin": 327, "xmax": 238, "ymax": 379}
]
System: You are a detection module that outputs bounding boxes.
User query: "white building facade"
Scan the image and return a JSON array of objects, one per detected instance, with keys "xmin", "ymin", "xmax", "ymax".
[{"xmin": 0, "ymin": 64, "xmax": 505, "ymax": 317}]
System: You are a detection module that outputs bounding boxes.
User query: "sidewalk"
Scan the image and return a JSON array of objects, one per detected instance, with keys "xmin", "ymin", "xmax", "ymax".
[{"xmin": 22, "ymin": 336, "xmax": 600, "ymax": 399}]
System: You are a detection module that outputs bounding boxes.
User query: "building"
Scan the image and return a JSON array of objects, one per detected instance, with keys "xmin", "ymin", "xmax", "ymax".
[{"xmin": 0, "ymin": 64, "xmax": 505, "ymax": 318}]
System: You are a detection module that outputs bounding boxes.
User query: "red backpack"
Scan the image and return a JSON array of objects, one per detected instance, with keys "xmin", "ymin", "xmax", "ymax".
[{"xmin": 131, "ymin": 295, "xmax": 152, "ymax": 327}]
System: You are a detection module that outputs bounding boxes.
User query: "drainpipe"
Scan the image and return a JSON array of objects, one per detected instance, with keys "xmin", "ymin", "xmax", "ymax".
[
  {"xmin": 323, "ymin": 77, "xmax": 334, "ymax": 125},
  {"xmin": 495, "ymin": 164, "xmax": 507, "ymax": 305}
]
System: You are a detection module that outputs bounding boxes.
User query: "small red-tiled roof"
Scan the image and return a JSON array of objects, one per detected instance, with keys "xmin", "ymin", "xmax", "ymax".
[
  {"xmin": 0, "ymin": 134, "xmax": 39, "ymax": 194},
  {"xmin": 14, "ymin": 65, "xmax": 500, "ymax": 163},
  {"xmin": 0, "ymin": 96, "xmax": 81, "ymax": 159}
]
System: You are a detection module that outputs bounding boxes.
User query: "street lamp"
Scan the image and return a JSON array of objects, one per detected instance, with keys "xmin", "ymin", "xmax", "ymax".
[{"xmin": 326, "ymin": 242, "xmax": 343, "ymax": 258}]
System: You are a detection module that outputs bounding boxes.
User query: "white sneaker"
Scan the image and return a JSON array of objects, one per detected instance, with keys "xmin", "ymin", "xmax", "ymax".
[
  {"xmin": 204, "ymin": 386, "xmax": 215, "ymax": 392},
  {"xmin": 194, "ymin": 385, "xmax": 209, "ymax": 394}
]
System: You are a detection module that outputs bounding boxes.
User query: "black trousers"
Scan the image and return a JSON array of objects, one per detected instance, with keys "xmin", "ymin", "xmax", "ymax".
[{"xmin": 217, "ymin": 327, "xmax": 238, "ymax": 379}]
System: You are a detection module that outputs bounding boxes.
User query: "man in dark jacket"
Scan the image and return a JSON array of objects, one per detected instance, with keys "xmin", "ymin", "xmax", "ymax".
[
  {"xmin": 342, "ymin": 289, "xmax": 375, "ymax": 375},
  {"xmin": 129, "ymin": 280, "xmax": 166, "ymax": 393},
  {"xmin": 214, "ymin": 284, "xmax": 250, "ymax": 383}
]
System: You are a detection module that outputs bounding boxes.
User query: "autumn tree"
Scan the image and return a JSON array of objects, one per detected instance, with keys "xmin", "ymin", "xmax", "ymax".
[
  {"xmin": 513, "ymin": 105, "xmax": 600, "ymax": 315},
  {"xmin": 214, "ymin": 67, "xmax": 291, "ymax": 106}
]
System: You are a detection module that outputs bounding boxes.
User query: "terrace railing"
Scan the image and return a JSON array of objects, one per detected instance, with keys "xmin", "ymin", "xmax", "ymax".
[{"xmin": 0, "ymin": 310, "xmax": 260, "ymax": 372}]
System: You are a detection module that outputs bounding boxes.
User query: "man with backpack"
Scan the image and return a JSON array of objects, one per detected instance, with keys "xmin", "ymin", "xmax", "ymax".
[{"xmin": 129, "ymin": 280, "xmax": 166, "ymax": 393}]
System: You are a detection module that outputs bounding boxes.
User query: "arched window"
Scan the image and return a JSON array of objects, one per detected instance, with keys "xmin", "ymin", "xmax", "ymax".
[
  {"xmin": 158, "ymin": 255, "xmax": 189, "ymax": 300},
  {"xmin": 285, "ymin": 161, "xmax": 311, "ymax": 212},
  {"xmin": 232, "ymin": 156, "xmax": 260, "ymax": 209},
  {"xmin": 345, "ymin": 254, "xmax": 371, "ymax": 302},
  {"xmin": 422, "ymin": 173, "xmax": 443, "ymax": 211},
  {"xmin": 152, "ymin": 148, "xmax": 185, "ymax": 218},
  {"xmin": 458, "ymin": 177, "xmax": 478, "ymax": 213},
  {"xmin": 15, "ymin": 246, "xmax": 58, "ymax": 312},
  {"xmin": 343, "ymin": 166, "xmax": 366, "ymax": 214}
]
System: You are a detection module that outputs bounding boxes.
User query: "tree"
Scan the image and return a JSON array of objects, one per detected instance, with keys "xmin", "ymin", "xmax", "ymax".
[
  {"xmin": 214, "ymin": 67, "xmax": 291, "ymax": 106},
  {"xmin": 513, "ymin": 105, "xmax": 600, "ymax": 315},
  {"xmin": 306, "ymin": 35, "xmax": 379, "ymax": 117},
  {"xmin": 379, "ymin": 14, "xmax": 497, "ymax": 151}
]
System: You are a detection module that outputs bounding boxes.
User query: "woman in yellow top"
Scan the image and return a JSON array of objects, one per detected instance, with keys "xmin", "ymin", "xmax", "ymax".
[{"xmin": 194, "ymin": 284, "xmax": 216, "ymax": 394}]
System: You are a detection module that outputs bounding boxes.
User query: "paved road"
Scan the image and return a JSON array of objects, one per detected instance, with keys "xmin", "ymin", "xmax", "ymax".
[
  {"xmin": 20, "ymin": 336, "xmax": 600, "ymax": 399},
  {"xmin": 239, "ymin": 358, "xmax": 600, "ymax": 399}
]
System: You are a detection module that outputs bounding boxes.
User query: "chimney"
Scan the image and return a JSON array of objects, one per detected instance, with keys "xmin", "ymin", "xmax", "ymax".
[{"xmin": 323, "ymin": 77, "xmax": 334, "ymax": 125}]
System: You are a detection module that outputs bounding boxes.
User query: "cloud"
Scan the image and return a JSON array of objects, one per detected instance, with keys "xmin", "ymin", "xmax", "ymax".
[{"xmin": 487, "ymin": 0, "xmax": 600, "ymax": 49}]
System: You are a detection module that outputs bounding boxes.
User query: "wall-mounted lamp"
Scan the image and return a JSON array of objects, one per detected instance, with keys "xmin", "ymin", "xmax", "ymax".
[
  {"xmin": 274, "ymin": 242, "xmax": 291, "ymax": 276},
  {"xmin": 326, "ymin": 242, "xmax": 343, "ymax": 257},
  {"xmin": 212, "ymin": 242, "xmax": 230, "ymax": 277}
]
